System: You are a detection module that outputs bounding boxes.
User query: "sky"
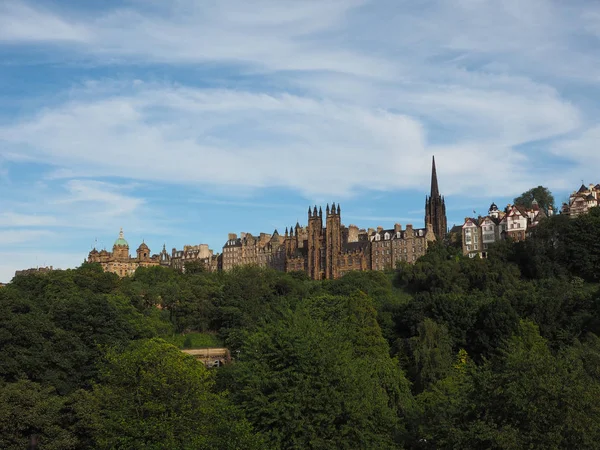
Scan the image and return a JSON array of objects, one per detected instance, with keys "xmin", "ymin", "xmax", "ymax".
[{"xmin": 0, "ymin": 0, "xmax": 599, "ymax": 282}]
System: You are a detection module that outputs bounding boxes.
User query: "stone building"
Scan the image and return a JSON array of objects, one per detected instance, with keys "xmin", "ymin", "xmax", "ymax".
[
  {"xmin": 14, "ymin": 266, "xmax": 56, "ymax": 277},
  {"xmin": 159, "ymin": 243, "xmax": 220, "ymax": 273},
  {"xmin": 370, "ymin": 223, "xmax": 435, "ymax": 270},
  {"xmin": 222, "ymin": 203, "xmax": 435, "ymax": 280},
  {"xmin": 88, "ymin": 228, "xmax": 160, "ymax": 277},
  {"xmin": 222, "ymin": 230, "xmax": 287, "ymax": 272},
  {"xmin": 461, "ymin": 201, "xmax": 548, "ymax": 258},
  {"xmin": 561, "ymin": 183, "xmax": 600, "ymax": 217},
  {"xmin": 425, "ymin": 156, "xmax": 448, "ymax": 241}
]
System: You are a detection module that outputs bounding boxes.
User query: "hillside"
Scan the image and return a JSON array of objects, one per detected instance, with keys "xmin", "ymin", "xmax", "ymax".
[{"xmin": 1, "ymin": 210, "xmax": 600, "ymax": 449}]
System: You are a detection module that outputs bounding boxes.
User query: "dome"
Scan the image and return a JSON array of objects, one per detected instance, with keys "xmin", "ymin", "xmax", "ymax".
[
  {"xmin": 137, "ymin": 242, "xmax": 149, "ymax": 252},
  {"xmin": 114, "ymin": 228, "xmax": 129, "ymax": 247}
]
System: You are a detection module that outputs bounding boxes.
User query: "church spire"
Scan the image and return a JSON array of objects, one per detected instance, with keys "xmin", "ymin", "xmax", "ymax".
[
  {"xmin": 430, "ymin": 155, "xmax": 439, "ymax": 198},
  {"xmin": 425, "ymin": 155, "xmax": 447, "ymax": 241}
]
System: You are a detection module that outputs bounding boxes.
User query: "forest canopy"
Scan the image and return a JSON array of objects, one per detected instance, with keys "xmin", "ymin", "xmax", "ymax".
[{"xmin": 1, "ymin": 209, "xmax": 600, "ymax": 449}]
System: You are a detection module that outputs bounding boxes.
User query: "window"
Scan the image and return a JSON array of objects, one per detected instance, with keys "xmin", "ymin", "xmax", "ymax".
[{"xmin": 467, "ymin": 245, "xmax": 471, "ymax": 251}]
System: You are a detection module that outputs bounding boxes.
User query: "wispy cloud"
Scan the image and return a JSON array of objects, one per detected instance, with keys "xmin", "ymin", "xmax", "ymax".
[
  {"xmin": 0, "ymin": 0, "xmax": 599, "ymax": 279},
  {"xmin": 0, "ymin": 1, "xmax": 90, "ymax": 43}
]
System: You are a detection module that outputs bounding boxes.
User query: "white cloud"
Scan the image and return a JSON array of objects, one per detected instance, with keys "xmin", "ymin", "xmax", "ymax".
[
  {"xmin": 1, "ymin": 0, "xmax": 599, "ymax": 281},
  {"xmin": 0, "ymin": 1, "xmax": 90, "ymax": 43},
  {"xmin": 0, "ymin": 79, "xmax": 584, "ymax": 198}
]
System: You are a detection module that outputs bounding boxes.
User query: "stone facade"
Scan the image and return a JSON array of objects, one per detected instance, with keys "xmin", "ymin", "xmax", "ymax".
[
  {"xmin": 222, "ymin": 203, "xmax": 436, "ymax": 280},
  {"xmin": 461, "ymin": 201, "xmax": 548, "ymax": 258},
  {"xmin": 561, "ymin": 183, "xmax": 600, "ymax": 217},
  {"xmin": 425, "ymin": 156, "xmax": 448, "ymax": 241},
  {"xmin": 370, "ymin": 223, "xmax": 434, "ymax": 270},
  {"xmin": 14, "ymin": 266, "xmax": 56, "ymax": 277},
  {"xmin": 159, "ymin": 243, "xmax": 220, "ymax": 273},
  {"xmin": 88, "ymin": 228, "xmax": 160, "ymax": 277}
]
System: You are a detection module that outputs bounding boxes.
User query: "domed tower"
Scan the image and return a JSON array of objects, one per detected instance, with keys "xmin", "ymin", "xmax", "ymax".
[
  {"xmin": 136, "ymin": 241, "xmax": 150, "ymax": 262},
  {"xmin": 112, "ymin": 228, "xmax": 130, "ymax": 261}
]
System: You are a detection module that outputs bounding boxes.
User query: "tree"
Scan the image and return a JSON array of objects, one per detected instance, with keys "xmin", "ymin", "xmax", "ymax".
[
  {"xmin": 0, "ymin": 379, "xmax": 78, "ymax": 450},
  {"xmin": 228, "ymin": 307, "xmax": 408, "ymax": 449},
  {"xmin": 409, "ymin": 318, "xmax": 454, "ymax": 391},
  {"xmin": 76, "ymin": 338, "xmax": 262, "ymax": 450},
  {"xmin": 183, "ymin": 260, "xmax": 206, "ymax": 274},
  {"xmin": 514, "ymin": 185, "xmax": 555, "ymax": 211}
]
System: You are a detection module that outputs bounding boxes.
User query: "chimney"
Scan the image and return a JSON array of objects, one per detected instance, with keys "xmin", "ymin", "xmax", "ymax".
[
  {"xmin": 228, "ymin": 233, "xmax": 237, "ymax": 240},
  {"xmin": 377, "ymin": 226, "xmax": 383, "ymax": 233},
  {"xmin": 394, "ymin": 223, "xmax": 402, "ymax": 232}
]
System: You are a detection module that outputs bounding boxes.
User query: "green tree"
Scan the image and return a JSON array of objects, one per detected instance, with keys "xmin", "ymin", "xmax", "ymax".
[
  {"xmin": 228, "ymin": 307, "xmax": 407, "ymax": 449},
  {"xmin": 513, "ymin": 185, "xmax": 555, "ymax": 211},
  {"xmin": 409, "ymin": 318, "xmax": 454, "ymax": 391},
  {"xmin": 76, "ymin": 338, "xmax": 262, "ymax": 450},
  {"xmin": 184, "ymin": 259, "xmax": 206, "ymax": 274},
  {"xmin": 0, "ymin": 379, "xmax": 78, "ymax": 450}
]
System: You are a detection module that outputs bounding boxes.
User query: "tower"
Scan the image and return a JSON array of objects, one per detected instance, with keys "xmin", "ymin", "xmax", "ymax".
[
  {"xmin": 325, "ymin": 203, "xmax": 342, "ymax": 279},
  {"xmin": 307, "ymin": 206, "xmax": 323, "ymax": 280},
  {"xmin": 425, "ymin": 156, "xmax": 447, "ymax": 240},
  {"xmin": 112, "ymin": 227, "xmax": 130, "ymax": 261}
]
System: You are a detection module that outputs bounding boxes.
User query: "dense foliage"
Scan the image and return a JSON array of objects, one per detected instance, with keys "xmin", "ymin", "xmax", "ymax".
[
  {"xmin": 513, "ymin": 185, "xmax": 555, "ymax": 211},
  {"xmin": 2, "ymin": 209, "xmax": 600, "ymax": 448}
]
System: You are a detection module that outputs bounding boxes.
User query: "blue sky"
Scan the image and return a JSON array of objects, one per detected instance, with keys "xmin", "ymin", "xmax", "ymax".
[{"xmin": 1, "ymin": 0, "xmax": 599, "ymax": 281}]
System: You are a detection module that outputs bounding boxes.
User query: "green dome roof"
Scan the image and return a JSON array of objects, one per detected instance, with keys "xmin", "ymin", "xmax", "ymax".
[{"xmin": 114, "ymin": 228, "xmax": 129, "ymax": 247}]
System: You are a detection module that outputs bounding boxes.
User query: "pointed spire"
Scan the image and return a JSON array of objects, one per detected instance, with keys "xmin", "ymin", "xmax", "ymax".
[
  {"xmin": 308, "ymin": 206, "xmax": 312, "ymax": 217},
  {"xmin": 332, "ymin": 202, "xmax": 336, "ymax": 213},
  {"xmin": 430, "ymin": 155, "xmax": 440, "ymax": 198},
  {"xmin": 285, "ymin": 227, "xmax": 288, "ymax": 236},
  {"xmin": 319, "ymin": 206, "xmax": 322, "ymax": 217},
  {"xmin": 313, "ymin": 205, "xmax": 318, "ymax": 216},
  {"xmin": 337, "ymin": 203, "xmax": 341, "ymax": 215},
  {"xmin": 326, "ymin": 203, "xmax": 330, "ymax": 214}
]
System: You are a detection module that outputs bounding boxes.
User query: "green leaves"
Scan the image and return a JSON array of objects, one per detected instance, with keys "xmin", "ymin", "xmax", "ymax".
[
  {"xmin": 227, "ymin": 296, "xmax": 409, "ymax": 449},
  {"xmin": 77, "ymin": 338, "xmax": 262, "ymax": 450}
]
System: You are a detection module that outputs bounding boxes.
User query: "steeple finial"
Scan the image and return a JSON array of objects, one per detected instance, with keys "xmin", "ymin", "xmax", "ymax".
[
  {"xmin": 119, "ymin": 227, "xmax": 124, "ymax": 239},
  {"xmin": 430, "ymin": 155, "xmax": 440, "ymax": 198}
]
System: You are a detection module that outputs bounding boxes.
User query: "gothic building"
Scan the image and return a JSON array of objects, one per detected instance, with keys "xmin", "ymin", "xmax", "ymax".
[
  {"xmin": 222, "ymin": 203, "xmax": 435, "ymax": 280},
  {"xmin": 425, "ymin": 156, "xmax": 447, "ymax": 240}
]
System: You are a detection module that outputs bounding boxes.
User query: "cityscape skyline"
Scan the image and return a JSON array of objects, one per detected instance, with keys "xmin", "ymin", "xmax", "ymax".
[{"xmin": 1, "ymin": 0, "xmax": 600, "ymax": 282}]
